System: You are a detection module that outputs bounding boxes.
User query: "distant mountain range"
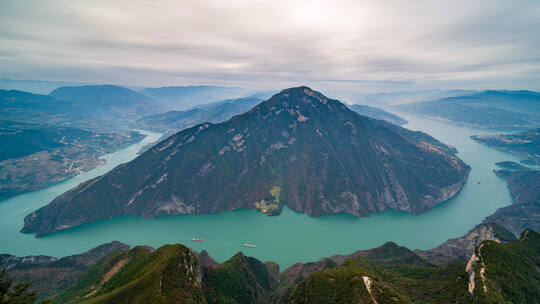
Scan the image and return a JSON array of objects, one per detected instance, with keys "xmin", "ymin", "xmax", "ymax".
[
  {"xmin": 139, "ymin": 85, "xmax": 250, "ymax": 110},
  {"xmin": 0, "ymin": 121, "xmax": 143, "ymax": 200},
  {"xmin": 348, "ymin": 104, "xmax": 408, "ymax": 125},
  {"xmin": 0, "ymin": 79, "xmax": 90, "ymax": 95},
  {"xmin": 132, "ymin": 96, "xmax": 264, "ymax": 134},
  {"xmin": 471, "ymin": 128, "xmax": 540, "ymax": 165},
  {"xmin": 397, "ymin": 90, "xmax": 540, "ymax": 131},
  {"xmin": 327, "ymin": 89, "xmax": 477, "ymax": 107},
  {"xmin": 22, "ymin": 87, "xmax": 469, "ymax": 237},
  {"xmin": 133, "ymin": 97, "xmax": 408, "ymax": 140},
  {"xmin": 0, "ymin": 89, "xmax": 105, "ymax": 129},
  {"xmin": 0, "ymin": 86, "xmax": 156, "ymax": 201},
  {"xmin": 50, "ymin": 85, "xmax": 157, "ymax": 120}
]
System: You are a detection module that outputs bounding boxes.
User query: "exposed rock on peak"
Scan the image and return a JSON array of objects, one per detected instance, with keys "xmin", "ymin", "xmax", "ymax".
[{"xmin": 22, "ymin": 87, "xmax": 469, "ymax": 237}]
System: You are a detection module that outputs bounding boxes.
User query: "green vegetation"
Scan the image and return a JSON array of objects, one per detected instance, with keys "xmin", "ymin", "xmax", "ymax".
[
  {"xmin": 22, "ymin": 229, "xmax": 535, "ymax": 303},
  {"xmin": 0, "ymin": 264, "xmax": 51, "ymax": 304},
  {"xmin": 23, "ymin": 86, "xmax": 470, "ymax": 237},
  {"xmin": 472, "ymin": 128, "xmax": 540, "ymax": 164},
  {"xmin": 288, "ymin": 257, "xmax": 472, "ymax": 303},
  {"xmin": 57, "ymin": 245, "xmax": 205, "ymax": 304},
  {"xmin": 473, "ymin": 229, "xmax": 540, "ymax": 303},
  {"xmin": 202, "ymin": 252, "xmax": 277, "ymax": 304}
]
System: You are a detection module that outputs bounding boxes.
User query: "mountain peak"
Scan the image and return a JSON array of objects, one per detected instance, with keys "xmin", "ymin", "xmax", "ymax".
[
  {"xmin": 270, "ymin": 86, "xmax": 332, "ymax": 106},
  {"xmin": 22, "ymin": 86, "xmax": 470, "ymax": 236}
]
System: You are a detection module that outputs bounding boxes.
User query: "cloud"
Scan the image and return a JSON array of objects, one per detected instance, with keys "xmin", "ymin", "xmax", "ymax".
[{"xmin": 0, "ymin": 0, "xmax": 539, "ymax": 92}]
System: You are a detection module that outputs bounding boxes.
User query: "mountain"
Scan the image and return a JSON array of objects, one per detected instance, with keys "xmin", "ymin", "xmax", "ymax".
[
  {"xmin": 202, "ymin": 252, "xmax": 279, "ymax": 303},
  {"xmin": 50, "ymin": 85, "xmax": 156, "ymax": 120},
  {"xmin": 0, "ymin": 121, "xmax": 143, "ymax": 200},
  {"xmin": 140, "ymin": 86, "xmax": 248, "ymax": 110},
  {"xmin": 0, "ymin": 241, "xmax": 129, "ymax": 301},
  {"xmin": 397, "ymin": 90, "xmax": 540, "ymax": 131},
  {"xmin": 327, "ymin": 89, "xmax": 477, "ymax": 107},
  {"xmin": 53, "ymin": 244, "xmax": 206, "ymax": 304},
  {"xmin": 275, "ymin": 241, "xmax": 433, "ymax": 302},
  {"xmin": 472, "ymin": 128, "xmax": 540, "ymax": 165},
  {"xmin": 483, "ymin": 169, "xmax": 540, "ymax": 236},
  {"xmin": 0, "ymin": 78, "xmax": 89, "ymax": 95},
  {"xmin": 466, "ymin": 229, "xmax": 540, "ymax": 303},
  {"xmin": 287, "ymin": 257, "xmax": 471, "ymax": 303},
  {"xmin": 348, "ymin": 104, "xmax": 408, "ymax": 125},
  {"xmin": 4, "ymin": 229, "xmax": 539, "ymax": 303},
  {"xmin": 416, "ymin": 222, "xmax": 517, "ymax": 264},
  {"xmin": 0, "ymin": 89, "xmax": 110, "ymax": 129},
  {"xmin": 22, "ymin": 86, "xmax": 470, "ymax": 237},
  {"xmin": 133, "ymin": 96, "xmax": 263, "ymax": 134}
]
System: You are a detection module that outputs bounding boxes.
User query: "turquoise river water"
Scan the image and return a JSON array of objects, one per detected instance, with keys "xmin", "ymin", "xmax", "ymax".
[{"xmin": 0, "ymin": 116, "xmax": 521, "ymax": 268}]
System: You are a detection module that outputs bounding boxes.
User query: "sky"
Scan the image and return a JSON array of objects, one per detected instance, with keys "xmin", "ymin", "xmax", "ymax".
[{"xmin": 1, "ymin": 0, "xmax": 539, "ymax": 92}]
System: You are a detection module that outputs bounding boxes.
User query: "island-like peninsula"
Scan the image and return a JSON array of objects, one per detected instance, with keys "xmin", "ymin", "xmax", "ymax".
[{"xmin": 22, "ymin": 87, "xmax": 470, "ymax": 236}]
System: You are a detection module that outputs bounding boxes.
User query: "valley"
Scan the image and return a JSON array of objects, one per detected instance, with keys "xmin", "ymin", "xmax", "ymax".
[
  {"xmin": 0, "ymin": 109, "xmax": 522, "ymax": 268},
  {"xmin": 21, "ymin": 88, "xmax": 470, "ymax": 237},
  {"xmin": 0, "ymin": 121, "xmax": 144, "ymax": 200}
]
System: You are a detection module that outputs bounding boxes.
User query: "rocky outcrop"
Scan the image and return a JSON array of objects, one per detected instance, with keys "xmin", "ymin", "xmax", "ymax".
[
  {"xmin": 22, "ymin": 86, "xmax": 470, "ymax": 237},
  {"xmin": 416, "ymin": 222, "xmax": 516, "ymax": 264},
  {"xmin": 467, "ymin": 229, "xmax": 540, "ymax": 303}
]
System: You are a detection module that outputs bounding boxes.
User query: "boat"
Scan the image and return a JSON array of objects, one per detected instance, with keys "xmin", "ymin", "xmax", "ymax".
[
  {"xmin": 192, "ymin": 238, "xmax": 204, "ymax": 242},
  {"xmin": 243, "ymin": 243, "xmax": 257, "ymax": 248}
]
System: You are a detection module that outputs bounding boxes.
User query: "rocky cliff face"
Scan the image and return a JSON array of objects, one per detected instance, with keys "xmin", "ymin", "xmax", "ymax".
[
  {"xmin": 467, "ymin": 229, "xmax": 540, "ymax": 303},
  {"xmin": 22, "ymin": 86, "xmax": 470, "ymax": 236},
  {"xmin": 416, "ymin": 223, "xmax": 517, "ymax": 264}
]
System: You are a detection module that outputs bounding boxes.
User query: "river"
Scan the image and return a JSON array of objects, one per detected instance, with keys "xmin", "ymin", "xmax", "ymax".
[{"xmin": 0, "ymin": 116, "xmax": 521, "ymax": 268}]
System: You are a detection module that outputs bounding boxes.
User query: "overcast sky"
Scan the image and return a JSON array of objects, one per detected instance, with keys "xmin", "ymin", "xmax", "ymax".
[{"xmin": 1, "ymin": 0, "xmax": 539, "ymax": 92}]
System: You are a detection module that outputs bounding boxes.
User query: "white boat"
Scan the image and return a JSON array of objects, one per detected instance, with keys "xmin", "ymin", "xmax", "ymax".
[
  {"xmin": 192, "ymin": 238, "xmax": 204, "ymax": 242},
  {"xmin": 243, "ymin": 243, "xmax": 257, "ymax": 248}
]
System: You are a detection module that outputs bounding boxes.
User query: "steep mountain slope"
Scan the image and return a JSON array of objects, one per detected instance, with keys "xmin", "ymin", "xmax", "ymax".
[
  {"xmin": 202, "ymin": 252, "xmax": 279, "ymax": 304},
  {"xmin": 287, "ymin": 256, "xmax": 471, "ymax": 303},
  {"xmin": 54, "ymin": 244, "xmax": 205, "ymax": 304},
  {"xmin": 50, "ymin": 85, "xmax": 156, "ymax": 120},
  {"xmin": 7, "ymin": 229, "xmax": 539, "ymax": 303},
  {"xmin": 54, "ymin": 245, "xmax": 277, "ymax": 304},
  {"xmin": 275, "ymin": 242, "xmax": 432, "ymax": 303},
  {"xmin": 0, "ymin": 242, "xmax": 129, "ymax": 301},
  {"xmin": 22, "ymin": 87, "xmax": 470, "ymax": 237},
  {"xmin": 348, "ymin": 104, "xmax": 408, "ymax": 125},
  {"xmin": 467, "ymin": 229, "xmax": 540, "ymax": 303},
  {"xmin": 397, "ymin": 90, "xmax": 540, "ymax": 131},
  {"xmin": 416, "ymin": 222, "xmax": 517, "ymax": 264}
]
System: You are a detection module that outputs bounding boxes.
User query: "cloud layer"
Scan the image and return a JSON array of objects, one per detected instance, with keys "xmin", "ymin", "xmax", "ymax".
[{"xmin": 1, "ymin": 0, "xmax": 539, "ymax": 91}]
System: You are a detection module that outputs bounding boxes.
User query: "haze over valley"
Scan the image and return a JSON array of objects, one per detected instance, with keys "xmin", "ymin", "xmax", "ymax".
[{"xmin": 1, "ymin": 0, "xmax": 539, "ymax": 303}]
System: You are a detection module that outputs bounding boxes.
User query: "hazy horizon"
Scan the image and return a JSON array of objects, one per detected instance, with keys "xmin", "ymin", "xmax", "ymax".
[{"xmin": 1, "ymin": 0, "xmax": 540, "ymax": 93}]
